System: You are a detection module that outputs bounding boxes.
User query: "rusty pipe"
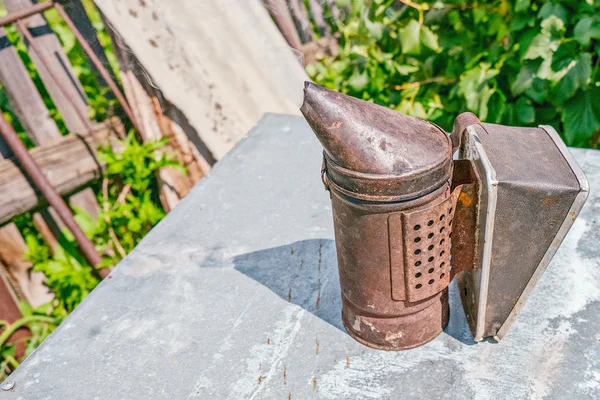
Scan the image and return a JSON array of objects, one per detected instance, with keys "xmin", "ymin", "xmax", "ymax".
[
  {"xmin": 0, "ymin": 1, "xmax": 53, "ymax": 27},
  {"xmin": 0, "ymin": 110, "xmax": 109, "ymax": 279},
  {"xmin": 53, "ymin": 2, "xmax": 142, "ymax": 135}
]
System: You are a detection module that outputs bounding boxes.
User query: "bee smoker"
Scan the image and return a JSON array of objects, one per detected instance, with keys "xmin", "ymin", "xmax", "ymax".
[{"xmin": 300, "ymin": 82, "xmax": 588, "ymax": 350}]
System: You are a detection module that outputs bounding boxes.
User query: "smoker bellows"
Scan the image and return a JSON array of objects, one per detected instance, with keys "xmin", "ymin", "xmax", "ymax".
[{"xmin": 301, "ymin": 82, "xmax": 588, "ymax": 350}]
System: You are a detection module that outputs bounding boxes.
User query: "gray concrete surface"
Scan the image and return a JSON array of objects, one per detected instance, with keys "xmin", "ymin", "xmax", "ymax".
[{"xmin": 2, "ymin": 114, "xmax": 600, "ymax": 399}]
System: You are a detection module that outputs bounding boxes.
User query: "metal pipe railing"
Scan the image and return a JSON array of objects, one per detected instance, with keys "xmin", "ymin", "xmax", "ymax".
[{"xmin": 0, "ymin": 110, "xmax": 109, "ymax": 279}]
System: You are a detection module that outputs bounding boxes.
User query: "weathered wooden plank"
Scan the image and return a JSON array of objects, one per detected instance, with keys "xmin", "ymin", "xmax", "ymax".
[
  {"xmin": 3, "ymin": 0, "xmax": 89, "ymax": 134},
  {"xmin": 107, "ymin": 33, "xmax": 201, "ymax": 212},
  {"xmin": 288, "ymin": 0, "xmax": 315, "ymax": 43},
  {"xmin": 0, "ymin": 119, "xmax": 124, "ymax": 226},
  {"xmin": 63, "ymin": 0, "xmax": 117, "ymax": 90},
  {"xmin": 308, "ymin": 0, "xmax": 331, "ymax": 37},
  {"xmin": 0, "ymin": 26, "xmax": 62, "ymax": 144},
  {"xmin": 95, "ymin": 0, "xmax": 307, "ymax": 160},
  {"xmin": 0, "ymin": 262, "xmax": 29, "ymax": 357},
  {"xmin": 264, "ymin": 0, "xmax": 302, "ymax": 50},
  {"xmin": 0, "ymin": 223, "xmax": 51, "ymax": 307}
]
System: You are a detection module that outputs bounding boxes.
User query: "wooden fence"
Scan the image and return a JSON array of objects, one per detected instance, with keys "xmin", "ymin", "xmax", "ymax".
[
  {"xmin": 262, "ymin": 0, "xmax": 342, "ymax": 65},
  {"xmin": 0, "ymin": 0, "xmax": 208, "ymax": 353}
]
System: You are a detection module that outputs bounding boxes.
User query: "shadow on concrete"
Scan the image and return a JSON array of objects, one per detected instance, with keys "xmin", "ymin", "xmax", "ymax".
[{"xmin": 233, "ymin": 239, "xmax": 475, "ymax": 345}]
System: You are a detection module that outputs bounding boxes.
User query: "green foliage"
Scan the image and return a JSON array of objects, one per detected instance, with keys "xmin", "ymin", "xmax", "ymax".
[
  {"xmin": 96, "ymin": 133, "xmax": 182, "ymax": 254},
  {"xmin": 306, "ymin": 0, "xmax": 600, "ymax": 148}
]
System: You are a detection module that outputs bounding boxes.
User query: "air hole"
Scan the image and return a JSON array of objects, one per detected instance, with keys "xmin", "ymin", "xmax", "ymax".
[
  {"xmin": 439, "ymin": 227, "xmax": 445, "ymax": 234},
  {"xmin": 428, "ymin": 232, "xmax": 434, "ymax": 239},
  {"xmin": 414, "ymin": 237, "xmax": 421, "ymax": 243},
  {"xmin": 449, "ymin": 207, "xmax": 453, "ymax": 214},
  {"xmin": 427, "ymin": 220, "xmax": 434, "ymax": 226},
  {"xmin": 449, "ymin": 219, "xmax": 453, "ymax": 226},
  {"xmin": 440, "ymin": 273, "xmax": 445, "ymax": 279},
  {"xmin": 439, "ymin": 239, "xmax": 445, "ymax": 246},
  {"xmin": 449, "ymin": 232, "xmax": 453, "ymax": 238},
  {"xmin": 415, "ymin": 272, "xmax": 422, "ymax": 278},
  {"xmin": 439, "ymin": 214, "xmax": 445, "ymax": 221},
  {"xmin": 428, "ymin": 244, "xmax": 434, "ymax": 251},
  {"xmin": 414, "ymin": 224, "xmax": 421, "ymax": 231},
  {"xmin": 416, "ymin": 283, "xmax": 422, "ymax": 289},
  {"xmin": 428, "ymin": 279, "xmax": 435, "ymax": 285},
  {"xmin": 439, "ymin": 250, "xmax": 445, "ymax": 257},
  {"xmin": 414, "ymin": 249, "xmax": 421, "ymax": 255},
  {"xmin": 428, "ymin": 256, "xmax": 434, "ymax": 263},
  {"xmin": 428, "ymin": 268, "xmax": 434, "ymax": 274},
  {"xmin": 440, "ymin": 261, "xmax": 445, "ymax": 268},
  {"xmin": 415, "ymin": 261, "xmax": 422, "ymax": 267}
]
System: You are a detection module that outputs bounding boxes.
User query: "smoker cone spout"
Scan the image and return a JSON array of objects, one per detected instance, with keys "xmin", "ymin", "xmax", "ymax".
[{"xmin": 301, "ymin": 82, "xmax": 455, "ymax": 350}]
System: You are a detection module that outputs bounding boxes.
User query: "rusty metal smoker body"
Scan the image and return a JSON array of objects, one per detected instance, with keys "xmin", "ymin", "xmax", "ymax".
[
  {"xmin": 301, "ymin": 82, "xmax": 589, "ymax": 350},
  {"xmin": 302, "ymin": 82, "xmax": 459, "ymax": 349}
]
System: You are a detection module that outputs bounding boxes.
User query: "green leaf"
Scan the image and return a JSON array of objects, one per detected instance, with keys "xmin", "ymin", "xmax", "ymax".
[
  {"xmin": 365, "ymin": 19, "xmax": 384, "ymax": 40},
  {"xmin": 395, "ymin": 64, "xmax": 419, "ymax": 75},
  {"xmin": 574, "ymin": 16, "xmax": 600, "ymax": 46},
  {"xmin": 551, "ymin": 41, "xmax": 578, "ymax": 72},
  {"xmin": 399, "ymin": 19, "xmax": 421, "ymax": 54},
  {"xmin": 486, "ymin": 89, "xmax": 507, "ymax": 123},
  {"xmin": 515, "ymin": 0, "xmax": 530, "ymax": 12},
  {"xmin": 420, "ymin": 25, "xmax": 440, "ymax": 52},
  {"xmin": 551, "ymin": 53, "xmax": 592, "ymax": 104},
  {"xmin": 540, "ymin": 15, "xmax": 565, "ymax": 38},
  {"xmin": 458, "ymin": 63, "xmax": 499, "ymax": 119},
  {"xmin": 538, "ymin": 3, "xmax": 567, "ymax": 23},
  {"xmin": 511, "ymin": 64, "xmax": 535, "ymax": 95},
  {"xmin": 348, "ymin": 70, "xmax": 369, "ymax": 91},
  {"xmin": 525, "ymin": 78, "xmax": 547, "ymax": 103},
  {"xmin": 516, "ymin": 97, "xmax": 535, "ymax": 124},
  {"xmin": 523, "ymin": 34, "xmax": 553, "ymax": 60},
  {"xmin": 561, "ymin": 89, "xmax": 600, "ymax": 146},
  {"xmin": 127, "ymin": 218, "xmax": 142, "ymax": 233}
]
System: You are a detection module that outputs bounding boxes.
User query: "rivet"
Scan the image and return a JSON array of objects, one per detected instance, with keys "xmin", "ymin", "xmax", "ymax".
[{"xmin": 1, "ymin": 380, "xmax": 15, "ymax": 391}]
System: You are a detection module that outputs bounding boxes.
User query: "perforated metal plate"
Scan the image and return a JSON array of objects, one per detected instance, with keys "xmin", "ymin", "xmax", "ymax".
[{"xmin": 388, "ymin": 188, "xmax": 461, "ymax": 303}]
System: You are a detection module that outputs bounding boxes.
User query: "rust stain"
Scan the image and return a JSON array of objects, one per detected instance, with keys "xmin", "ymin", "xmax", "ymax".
[
  {"xmin": 290, "ymin": 248, "xmax": 295, "ymax": 255},
  {"xmin": 542, "ymin": 196, "xmax": 559, "ymax": 208},
  {"xmin": 528, "ymin": 186, "xmax": 536, "ymax": 192},
  {"xmin": 569, "ymin": 211, "xmax": 576, "ymax": 216},
  {"xmin": 149, "ymin": 39, "xmax": 158, "ymax": 48},
  {"xmin": 288, "ymin": 394, "xmax": 292, "ymax": 400},
  {"xmin": 283, "ymin": 367, "xmax": 287, "ymax": 384},
  {"xmin": 379, "ymin": 139, "xmax": 390, "ymax": 151},
  {"xmin": 346, "ymin": 356, "xmax": 350, "ymax": 367},
  {"xmin": 138, "ymin": 0, "xmax": 146, "ymax": 6},
  {"xmin": 258, "ymin": 375, "xmax": 265, "ymax": 383},
  {"xmin": 458, "ymin": 192, "xmax": 472, "ymax": 207},
  {"xmin": 128, "ymin": 9, "xmax": 138, "ymax": 17},
  {"xmin": 327, "ymin": 121, "xmax": 342, "ymax": 129},
  {"xmin": 315, "ymin": 339, "xmax": 319, "ymax": 355},
  {"xmin": 312, "ymin": 377, "xmax": 317, "ymax": 391},
  {"xmin": 267, "ymin": 338, "xmax": 271, "ymax": 345}
]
